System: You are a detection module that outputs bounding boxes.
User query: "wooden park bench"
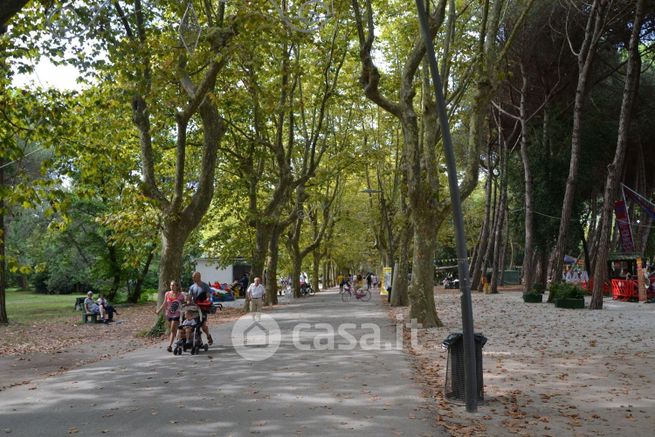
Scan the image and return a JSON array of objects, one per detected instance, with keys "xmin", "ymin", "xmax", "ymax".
[{"xmin": 75, "ymin": 297, "xmax": 102, "ymax": 323}]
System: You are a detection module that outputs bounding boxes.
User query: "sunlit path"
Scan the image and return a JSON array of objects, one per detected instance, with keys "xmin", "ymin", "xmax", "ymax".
[{"xmin": 0, "ymin": 288, "xmax": 441, "ymax": 436}]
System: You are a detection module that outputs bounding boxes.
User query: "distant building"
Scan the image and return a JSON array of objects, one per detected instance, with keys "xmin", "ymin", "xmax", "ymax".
[{"xmin": 194, "ymin": 258, "xmax": 251, "ymax": 285}]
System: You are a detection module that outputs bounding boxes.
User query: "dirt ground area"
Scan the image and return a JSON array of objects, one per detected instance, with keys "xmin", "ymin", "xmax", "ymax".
[
  {"xmin": 389, "ymin": 287, "xmax": 655, "ymax": 436},
  {"xmin": 0, "ymin": 302, "xmax": 245, "ymax": 392}
]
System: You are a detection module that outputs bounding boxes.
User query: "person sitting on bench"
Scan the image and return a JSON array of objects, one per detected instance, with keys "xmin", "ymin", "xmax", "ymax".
[
  {"xmin": 84, "ymin": 291, "xmax": 107, "ymax": 323},
  {"xmin": 97, "ymin": 293, "xmax": 118, "ymax": 321}
]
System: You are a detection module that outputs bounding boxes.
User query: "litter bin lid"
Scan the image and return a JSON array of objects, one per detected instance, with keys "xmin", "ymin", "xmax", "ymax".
[{"xmin": 441, "ymin": 332, "xmax": 487, "ymax": 349}]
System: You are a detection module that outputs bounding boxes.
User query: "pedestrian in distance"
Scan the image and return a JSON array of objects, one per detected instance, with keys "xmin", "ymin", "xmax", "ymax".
[{"xmin": 247, "ymin": 277, "xmax": 265, "ymax": 321}]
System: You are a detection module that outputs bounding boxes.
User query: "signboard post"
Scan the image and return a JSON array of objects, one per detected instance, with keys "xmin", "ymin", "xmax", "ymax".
[
  {"xmin": 637, "ymin": 257, "xmax": 646, "ymax": 302},
  {"xmin": 381, "ymin": 267, "xmax": 392, "ymax": 296}
]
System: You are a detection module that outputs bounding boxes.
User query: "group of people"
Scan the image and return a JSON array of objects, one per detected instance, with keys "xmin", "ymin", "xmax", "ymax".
[
  {"xmin": 156, "ymin": 271, "xmax": 266, "ymax": 352},
  {"xmin": 84, "ymin": 291, "xmax": 118, "ymax": 323},
  {"xmin": 562, "ymin": 267, "xmax": 590, "ymax": 284},
  {"xmin": 338, "ymin": 272, "xmax": 378, "ymax": 292},
  {"xmin": 156, "ymin": 272, "xmax": 215, "ymax": 353}
]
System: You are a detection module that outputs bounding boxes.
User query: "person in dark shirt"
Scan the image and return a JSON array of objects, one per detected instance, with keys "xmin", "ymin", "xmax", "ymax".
[{"xmin": 188, "ymin": 272, "xmax": 213, "ymax": 345}]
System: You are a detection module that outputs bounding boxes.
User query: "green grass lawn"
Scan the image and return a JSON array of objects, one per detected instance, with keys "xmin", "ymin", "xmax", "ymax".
[{"xmin": 5, "ymin": 288, "xmax": 80, "ymax": 324}]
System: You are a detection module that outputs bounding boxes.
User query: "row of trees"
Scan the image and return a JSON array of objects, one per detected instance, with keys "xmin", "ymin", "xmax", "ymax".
[{"xmin": 1, "ymin": 1, "xmax": 654, "ymax": 327}]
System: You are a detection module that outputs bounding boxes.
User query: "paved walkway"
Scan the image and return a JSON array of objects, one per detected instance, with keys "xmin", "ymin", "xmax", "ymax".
[{"xmin": 0, "ymin": 289, "xmax": 440, "ymax": 436}]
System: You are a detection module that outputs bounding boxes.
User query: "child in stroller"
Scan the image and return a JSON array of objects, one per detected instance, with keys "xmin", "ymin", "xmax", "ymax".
[{"xmin": 173, "ymin": 305, "xmax": 209, "ymax": 355}]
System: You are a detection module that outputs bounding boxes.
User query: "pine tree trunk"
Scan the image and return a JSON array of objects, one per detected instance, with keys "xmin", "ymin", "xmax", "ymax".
[
  {"xmin": 479, "ymin": 177, "xmax": 498, "ymax": 291},
  {"xmin": 471, "ymin": 171, "xmax": 492, "ymax": 290},
  {"xmin": 490, "ymin": 143, "xmax": 508, "ymax": 294},
  {"xmin": 590, "ymin": 0, "xmax": 644, "ymax": 310},
  {"xmin": 519, "ymin": 63, "xmax": 535, "ymax": 292},
  {"xmin": 550, "ymin": 0, "xmax": 609, "ymax": 296}
]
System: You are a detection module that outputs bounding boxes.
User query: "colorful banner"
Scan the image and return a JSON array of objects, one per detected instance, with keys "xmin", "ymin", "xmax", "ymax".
[{"xmin": 614, "ymin": 200, "xmax": 635, "ymax": 252}]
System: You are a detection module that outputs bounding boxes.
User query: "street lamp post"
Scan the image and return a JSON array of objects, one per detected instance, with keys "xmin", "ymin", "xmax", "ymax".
[{"xmin": 414, "ymin": 0, "xmax": 478, "ymax": 412}]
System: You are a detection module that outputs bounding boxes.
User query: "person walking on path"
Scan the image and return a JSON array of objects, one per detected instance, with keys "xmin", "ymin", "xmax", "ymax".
[
  {"xmin": 240, "ymin": 273, "xmax": 249, "ymax": 297},
  {"xmin": 247, "ymin": 276, "xmax": 265, "ymax": 321},
  {"xmin": 187, "ymin": 272, "xmax": 214, "ymax": 345},
  {"xmin": 156, "ymin": 280, "xmax": 186, "ymax": 352}
]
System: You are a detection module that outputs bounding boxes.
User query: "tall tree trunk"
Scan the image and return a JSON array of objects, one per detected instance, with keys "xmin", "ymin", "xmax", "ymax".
[
  {"xmin": 390, "ymin": 215, "xmax": 411, "ymax": 306},
  {"xmin": 408, "ymin": 213, "xmax": 442, "ymax": 327},
  {"xmin": 312, "ymin": 250, "xmax": 321, "ymax": 293},
  {"xmin": 586, "ymin": 193, "xmax": 599, "ymax": 271},
  {"xmin": 479, "ymin": 176, "xmax": 498, "ymax": 291},
  {"xmin": 321, "ymin": 259, "xmax": 328, "ymax": 290},
  {"xmin": 471, "ymin": 161, "xmax": 492, "ymax": 289},
  {"xmin": 490, "ymin": 205, "xmax": 508, "ymax": 293},
  {"xmin": 498, "ymin": 207, "xmax": 509, "ymax": 286},
  {"xmin": 590, "ymin": 0, "xmax": 644, "ymax": 309},
  {"xmin": 264, "ymin": 225, "xmax": 281, "ymax": 305},
  {"xmin": 534, "ymin": 248, "xmax": 546, "ymax": 285},
  {"xmin": 290, "ymin": 248, "xmax": 303, "ymax": 299},
  {"xmin": 158, "ymin": 222, "xmax": 188, "ymax": 298},
  {"xmin": 0, "ymin": 157, "xmax": 7, "ymax": 324},
  {"xmin": 509, "ymin": 235, "xmax": 515, "ymax": 270},
  {"xmin": 518, "ymin": 62, "xmax": 536, "ymax": 292},
  {"xmin": 490, "ymin": 140, "xmax": 508, "ymax": 294},
  {"xmin": 549, "ymin": 0, "xmax": 609, "ymax": 298},
  {"xmin": 252, "ymin": 222, "xmax": 270, "ymax": 279}
]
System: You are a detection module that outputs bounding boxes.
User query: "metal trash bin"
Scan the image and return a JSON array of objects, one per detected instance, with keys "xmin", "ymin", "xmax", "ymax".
[{"xmin": 442, "ymin": 332, "xmax": 487, "ymax": 403}]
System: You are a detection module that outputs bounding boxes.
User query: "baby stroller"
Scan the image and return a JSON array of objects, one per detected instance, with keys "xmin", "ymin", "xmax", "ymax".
[{"xmin": 173, "ymin": 304, "xmax": 208, "ymax": 355}]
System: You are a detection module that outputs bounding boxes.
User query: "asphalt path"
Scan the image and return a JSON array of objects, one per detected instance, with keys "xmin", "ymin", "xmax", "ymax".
[{"xmin": 0, "ymin": 289, "xmax": 440, "ymax": 436}]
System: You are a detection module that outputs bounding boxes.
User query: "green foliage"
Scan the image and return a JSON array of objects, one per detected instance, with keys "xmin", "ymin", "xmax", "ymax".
[
  {"xmin": 138, "ymin": 289, "xmax": 158, "ymax": 304},
  {"xmin": 530, "ymin": 282, "xmax": 547, "ymax": 294},
  {"xmin": 550, "ymin": 282, "xmax": 585, "ymax": 300}
]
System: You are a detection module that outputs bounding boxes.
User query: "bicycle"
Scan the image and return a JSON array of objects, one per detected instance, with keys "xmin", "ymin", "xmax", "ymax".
[
  {"xmin": 340, "ymin": 283, "xmax": 371, "ymax": 302},
  {"xmin": 299, "ymin": 283, "xmax": 316, "ymax": 296}
]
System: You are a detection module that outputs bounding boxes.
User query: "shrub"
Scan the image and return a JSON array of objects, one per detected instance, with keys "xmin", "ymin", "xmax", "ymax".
[
  {"xmin": 139, "ymin": 288, "xmax": 159, "ymax": 303},
  {"xmin": 550, "ymin": 282, "xmax": 584, "ymax": 300},
  {"xmin": 531, "ymin": 283, "xmax": 547, "ymax": 294}
]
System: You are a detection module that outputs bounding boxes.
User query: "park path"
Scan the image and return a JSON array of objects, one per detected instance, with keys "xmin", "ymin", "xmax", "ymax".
[{"xmin": 0, "ymin": 289, "xmax": 440, "ymax": 436}]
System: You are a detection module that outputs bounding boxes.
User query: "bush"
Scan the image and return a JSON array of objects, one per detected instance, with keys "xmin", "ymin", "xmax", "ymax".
[
  {"xmin": 139, "ymin": 288, "xmax": 159, "ymax": 303},
  {"xmin": 550, "ymin": 282, "xmax": 584, "ymax": 300},
  {"xmin": 531, "ymin": 283, "xmax": 547, "ymax": 294}
]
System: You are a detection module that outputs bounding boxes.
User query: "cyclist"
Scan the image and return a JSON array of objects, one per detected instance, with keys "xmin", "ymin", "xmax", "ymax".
[{"xmin": 355, "ymin": 274, "xmax": 364, "ymax": 292}]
